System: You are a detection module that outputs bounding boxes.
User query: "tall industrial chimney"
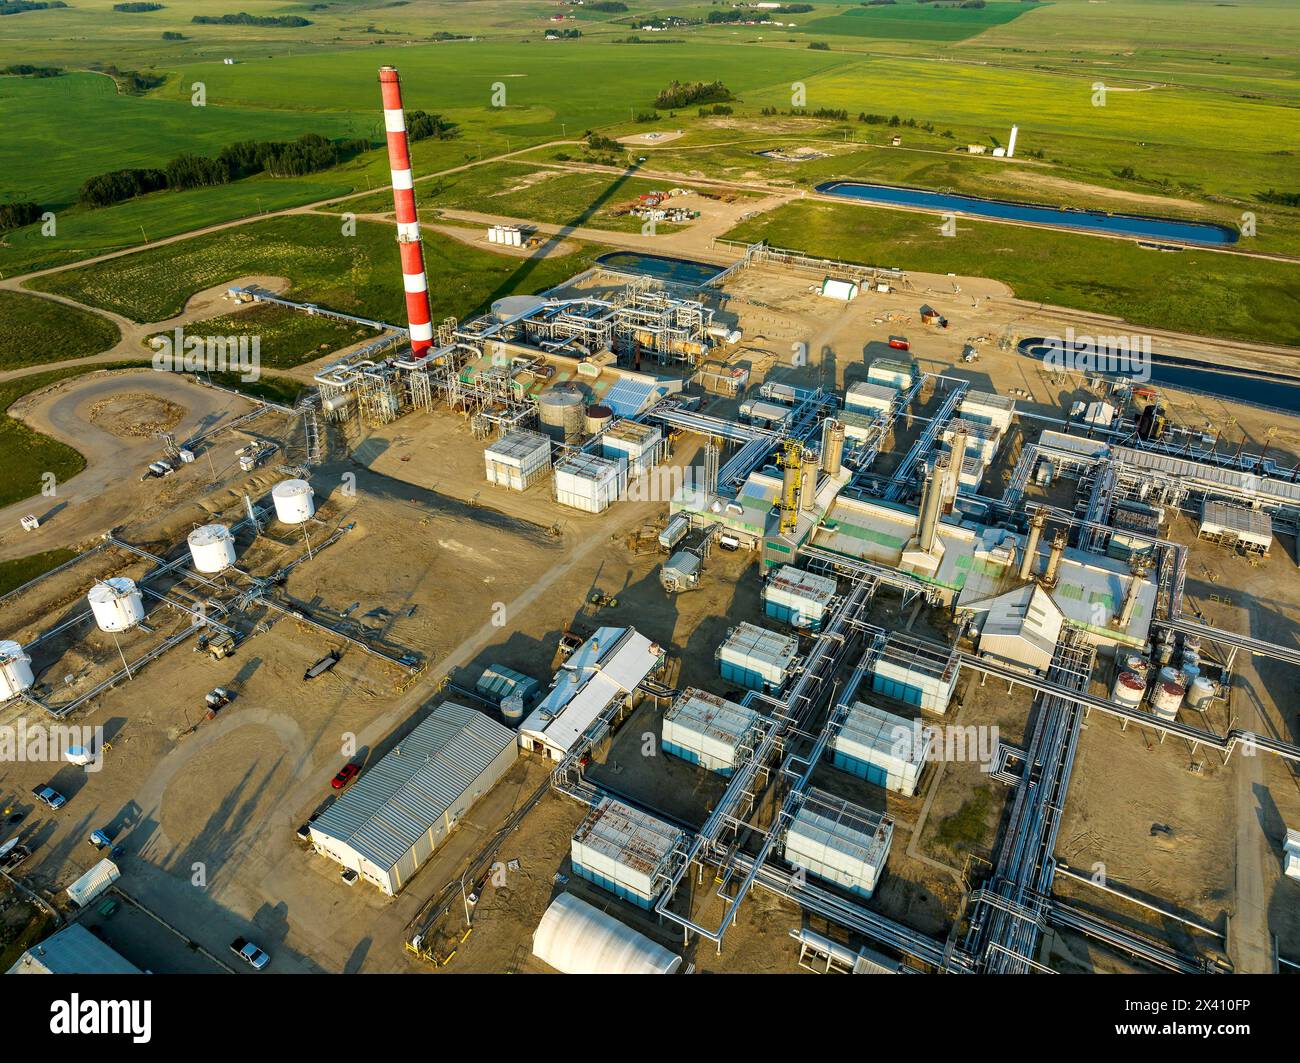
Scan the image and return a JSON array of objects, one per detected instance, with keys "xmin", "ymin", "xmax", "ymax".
[
  {"xmin": 821, "ymin": 419, "xmax": 845, "ymax": 477},
  {"xmin": 1007, "ymin": 124, "xmax": 1019, "ymax": 159},
  {"xmin": 1019, "ymin": 512, "xmax": 1044, "ymax": 581},
  {"xmin": 1043, "ymin": 529, "xmax": 1067, "ymax": 587},
  {"xmin": 379, "ymin": 66, "xmax": 433, "ymax": 357},
  {"xmin": 945, "ymin": 430, "xmax": 968, "ymax": 510},
  {"xmin": 916, "ymin": 455, "xmax": 946, "ymax": 555}
]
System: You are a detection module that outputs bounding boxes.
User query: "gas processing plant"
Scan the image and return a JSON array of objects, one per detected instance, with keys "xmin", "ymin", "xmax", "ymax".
[{"xmin": 4, "ymin": 63, "xmax": 1300, "ymax": 981}]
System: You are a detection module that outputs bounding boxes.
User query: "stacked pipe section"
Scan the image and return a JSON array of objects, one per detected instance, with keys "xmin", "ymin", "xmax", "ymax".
[{"xmin": 379, "ymin": 66, "xmax": 433, "ymax": 356}]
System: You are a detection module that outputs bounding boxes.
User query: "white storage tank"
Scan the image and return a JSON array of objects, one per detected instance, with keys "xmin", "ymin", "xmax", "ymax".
[
  {"xmin": 1112, "ymin": 670, "xmax": 1145, "ymax": 708},
  {"xmin": 831, "ymin": 702, "xmax": 931, "ymax": 796},
  {"xmin": 570, "ymin": 798, "xmax": 682, "ymax": 909},
  {"xmin": 272, "ymin": 479, "xmax": 315, "ymax": 524},
  {"xmin": 1150, "ymin": 681, "xmax": 1184, "ymax": 722},
  {"xmin": 1186, "ymin": 675, "xmax": 1216, "ymax": 711},
  {"xmin": 784, "ymin": 788, "xmax": 893, "ymax": 899},
  {"xmin": 661, "ymin": 688, "xmax": 760, "ymax": 775},
  {"xmin": 187, "ymin": 524, "xmax": 237, "ymax": 573},
  {"xmin": 87, "ymin": 577, "xmax": 145, "ymax": 633},
  {"xmin": 0, "ymin": 640, "xmax": 35, "ymax": 701}
]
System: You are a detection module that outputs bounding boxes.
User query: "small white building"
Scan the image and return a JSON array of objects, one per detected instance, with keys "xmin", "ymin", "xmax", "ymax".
[
  {"xmin": 718, "ymin": 622, "xmax": 800, "ymax": 692},
  {"xmin": 661, "ymin": 687, "xmax": 759, "ymax": 775},
  {"xmin": 966, "ymin": 582, "xmax": 1064, "ymax": 675},
  {"xmin": 844, "ymin": 381, "xmax": 898, "ymax": 417},
  {"xmin": 820, "ymin": 277, "xmax": 858, "ymax": 301},
  {"xmin": 554, "ymin": 451, "xmax": 627, "ymax": 513},
  {"xmin": 570, "ymin": 798, "xmax": 682, "ymax": 908},
  {"xmin": 309, "ymin": 702, "xmax": 517, "ymax": 895},
  {"xmin": 532, "ymin": 892, "xmax": 682, "ymax": 974},
  {"xmin": 1199, "ymin": 500, "xmax": 1272, "ymax": 555},
  {"xmin": 519, "ymin": 627, "xmax": 662, "ymax": 761},
  {"xmin": 485, "ymin": 429, "xmax": 552, "ymax": 491},
  {"xmin": 784, "ymin": 789, "xmax": 893, "ymax": 899},
  {"xmin": 832, "ymin": 702, "xmax": 931, "ymax": 796},
  {"xmin": 600, "ymin": 419, "xmax": 663, "ymax": 478},
  {"xmin": 866, "ymin": 359, "xmax": 915, "ymax": 391}
]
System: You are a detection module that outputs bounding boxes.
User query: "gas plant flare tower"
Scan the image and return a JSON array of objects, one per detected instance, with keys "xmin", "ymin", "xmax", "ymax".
[{"xmin": 379, "ymin": 65, "xmax": 434, "ymax": 358}]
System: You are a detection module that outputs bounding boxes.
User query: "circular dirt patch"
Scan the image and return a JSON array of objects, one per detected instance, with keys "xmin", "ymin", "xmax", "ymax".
[{"xmin": 87, "ymin": 392, "xmax": 186, "ymax": 438}]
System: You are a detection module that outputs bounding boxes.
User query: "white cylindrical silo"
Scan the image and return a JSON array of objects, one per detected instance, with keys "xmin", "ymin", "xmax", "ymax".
[
  {"xmin": 272, "ymin": 479, "xmax": 315, "ymax": 525},
  {"xmin": 1186, "ymin": 675, "xmax": 1216, "ymax": 711},
  {"xmin": 188, "ymin": 524, "xmax": 237, "ymax": 574},
  {"xmin": 0, "ymin": 640, "xmax": 35, "ymax": 701},
  {"xmin": 1111, "ymin": 670, "xmax": 1145, "ymax": 708},
  {"xmin": 87, "ymin": 577, "xmax": 145, "ymax": 633},
  {"xmin": 1150, "ymin": 681, "xmax": 1184, "ymax": 721}
]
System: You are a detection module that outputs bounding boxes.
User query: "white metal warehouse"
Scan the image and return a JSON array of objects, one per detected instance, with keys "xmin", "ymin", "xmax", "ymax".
[
  {"xmin": 532, "ymin": 892, "xmax": 683, "ymax": 974},
  {"xmin": 309, "ymin": 701, "xmax": 517, "ymax": 895}
]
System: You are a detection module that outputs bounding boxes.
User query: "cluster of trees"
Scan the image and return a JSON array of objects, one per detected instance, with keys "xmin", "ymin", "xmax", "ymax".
[
  {"xmin": 585, "ymin": 132, "xmax": 623, "ymax": 153},
  {"xmin": 98, "ymin": 64, "xmax": 166, "ymax": 94},
  {"xmin": 0, "ymin": 0, "xmax": 68, "ymax": 15},
  {"xmin": 192, "ymin": 11, "xmax": 311, "ymax": 26},
  {"xmin": 859, "ymin": 113, "xmax": 918, "ymax": 127},
  {"xmin": 614, "ymin": 35, "xmax": 684, "ymax": 44},
  {"xmin": 863, "ymin": 1, "xmax": 896, "ymax": 6},
  {"xmin": 79, "ymin": 132, "xmax": 368, "ymax": 208},
  {"xmin": 698, "ymin": 103, "xmax": 733, "ymax": 116},
  {"xmin": 545, "ymin": 27, "xmax": 581, "ymax": 38},
  {"xmin": 161, "ymin": 29, "xmax": 184, "ymax": 39},
  {"xmin": 0, "ymin": 201, "xmax": 42, "ymax": 231},
  {"xmin": 1258, "ymin": 189, "xmax": 1300, "ymax": 207},
  {"xmin": 406, "ymin": 109, "xmax": 456, "ymax": 142},
  {"xmin": 808, "ymin": 41, "xmax": 830, "ymax": 50},
  {"xmin": 114, "ymin": 2, "xmax": 164, "ymax": 11},
  {"xmin": 2, "ymin": 63, "xmax": 62, "ymax": 76},
  {"xmin": 761, "ymin": 105, "xmax": 849, "ymax": 120},
  {"xmin": 654, "ymin": 79, "xmax": 731, "ymax": 109},
  {"xmin": 585, "ymin": 1, "xmax": 627, "ymax": 11}
]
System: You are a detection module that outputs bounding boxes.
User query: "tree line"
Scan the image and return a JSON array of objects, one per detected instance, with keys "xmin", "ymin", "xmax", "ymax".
[
  {"xmin": 654, "ymin": 80, "xmax": 732, "ymax": 110},
  {"xmin": 192, "ymin": 11, "xmax": 311, "ymax": 26}
]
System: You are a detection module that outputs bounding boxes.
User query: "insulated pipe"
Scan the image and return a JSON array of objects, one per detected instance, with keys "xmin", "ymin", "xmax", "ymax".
[
  {"xmin": 945, "ymin": 429, "xmax": 968, "ymax": 509},
  {"xmin": 1114, "ymin": 565, "xmax": 1145, "ymax": 628},
  {"xmin": 1019, "ymin": 512, "xmax": 1045, "ymax": 581},
  {"xmin": 379, "ymin": 66, "xmax": 433, "ymax": 356}
]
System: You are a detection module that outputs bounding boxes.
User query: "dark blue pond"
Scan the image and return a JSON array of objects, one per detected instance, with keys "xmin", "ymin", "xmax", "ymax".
[
  {"xmin": 596, "ymin": 251, "xmax": 723, "ymax": 287},
  {"xmin": 816, "ymin": 181, "xmax": 1238, "ymax": 247},
  {"xmin": 1019, "ymin": 338, "xmax": 1300, "ymax": 415}
]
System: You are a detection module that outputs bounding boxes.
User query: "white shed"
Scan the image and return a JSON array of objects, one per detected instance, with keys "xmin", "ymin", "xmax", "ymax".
[
  {"xmin": 65, "ymin": 859, "xmax": 120, "ymax": 909},
  {"xmin": 532, "ymin": 892, "xmax": 683, "ymax": 974},
  {"xmin": 820, "ymin": 277, "xmax": 859, "ymax": 301},
  {"xmin": 968, "ymin": 582, "xmax": 1064, "ymax": 674}
]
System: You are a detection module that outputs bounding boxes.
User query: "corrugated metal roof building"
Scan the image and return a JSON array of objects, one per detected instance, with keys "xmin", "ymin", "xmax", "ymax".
[
  {"xmin": 309, "ymin": 702, "xmax": 517, "ymax": 895},
  {"xmin": 7, "ymin": 923, "xmax": 141, "ymax": 975}
]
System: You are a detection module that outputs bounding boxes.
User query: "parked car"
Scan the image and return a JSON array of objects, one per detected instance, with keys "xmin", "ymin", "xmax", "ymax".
[
  {"xmin": 229, "ymin": 937, "xmax": 270, "ymax": 970},
  {"xmin": 331, "ymin": 763, "xmax": 361, "ymax": 790},
  {"xmin": 32, "ymin": 785, "xmax": 66, "ymax": 810}
]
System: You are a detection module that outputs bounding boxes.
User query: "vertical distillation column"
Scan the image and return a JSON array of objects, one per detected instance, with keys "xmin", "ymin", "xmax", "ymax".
[{"xmin": 379, "ymin": 66, "xmax": 433, "ymax": 357}]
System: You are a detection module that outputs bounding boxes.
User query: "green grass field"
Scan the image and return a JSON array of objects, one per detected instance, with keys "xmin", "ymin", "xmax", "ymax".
[
  {"xmin": 0, "ymin": 548, "xmax": 77, "ymax": 598},
  {"xmin": 725, "ymin": 199, "xmax": 1300, "ymax": 346},
  {"xmin": 148, "ymin": 303, "xmax": 370, "ymax": 370},
  {"xmin": 0, "ymin": 289, "xmax": 121, "ymax": 369},
  {"xmin": 29, "ymin": 213, "xmax": 607, "ymax": 324},
  {"xmin": 794, "ymin": 2, "xmax": 1031, "ymax": 41}
]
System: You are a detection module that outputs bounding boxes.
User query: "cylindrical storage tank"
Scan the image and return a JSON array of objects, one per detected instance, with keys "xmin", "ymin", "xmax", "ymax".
[
  {"xmin": 585, "ymin": 404, "xmax": 614, "ymax": 435},
  {"xmin": 272, "ymin": 479, "xmax": 316, "ymax": 525},
  {"xmin": 0, "ymin": 640, "xmax": 35, "ymax": 701},
  {"xmin": 1112, "ymin": 670, "xmax": 1145, "ymax": 708},
  {"xmin": 1118, "ymin": 653, "xmax": 1148, "ymax": 679},
  {"xmin": 187, "ymin": 524, "xmax": 237, "ymax": 574},
  {"xmin": 322, "ymin": 392, "xmax": 352, "ymax": 415},
  {"xmin": 1182, "ymin": 634, "xmax": 1202, "ymax": 656},
  {"xmin": 1180, "ymin": 662, "xmax": 1200, "ymax": 687},
  {"xmin": 1186, "ymin": 675, "xmax": 1216, "ymax": 711},
  {"xmin": 87, "ymin": 577, "xmax": 145, "ymax": 633},
  {"xmin": 537, "ymin": 387, "xmax": 585, "ymax": 444},
  {"xmin": 500, "ymin": 692, "xmax": 526, "ymax": 725},
  {"xmin": 1150, "ymin": 681, "xmax": 1185, "ymax": 721},
  {"xmin": 1157, "ymin": 665, "xmax": 1181, "ymax": 686}
]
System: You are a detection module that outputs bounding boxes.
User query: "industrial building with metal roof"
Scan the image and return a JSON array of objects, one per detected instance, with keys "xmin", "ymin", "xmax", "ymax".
[
  {"xmin": 309, "ymin": 701, "xmax": 517, "ymax": 895},
  {"xmin": 7, "ymin": 922, "xmax": 141, "ymax": 975}
]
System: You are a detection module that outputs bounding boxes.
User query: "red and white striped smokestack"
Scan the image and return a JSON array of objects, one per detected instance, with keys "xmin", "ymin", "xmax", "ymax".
[{"xmin": 379, "ymin": 66, "xmax": 433, "ymax": 357}]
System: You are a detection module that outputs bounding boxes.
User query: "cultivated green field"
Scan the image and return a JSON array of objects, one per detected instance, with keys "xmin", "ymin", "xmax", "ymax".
[
  {"xmin": 148, "ymin": 303, "xmax": 369, "ymax": 370},
  {"xmin": 792, "ymin": 2, "xmax": 1031, "ymax": 41},
  {"xmin": 29, "ymin": 213, "xmax": 606, "ymax": 324},
  {"xmin": 725, "ymin": 200, "xmax": 1300, "ymax": 346},
  {"xmin": 0, "ymin": 289, "xmax": 121, "ymax": 369}
]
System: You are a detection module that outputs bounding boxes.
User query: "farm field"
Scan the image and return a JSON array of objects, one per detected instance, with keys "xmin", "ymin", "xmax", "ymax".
[
  {"xmin": 791, "ymin": 1, "xmax": 1032, "ymax": 41},
  {"xmin": 26, "ymin": 214, "xmax": 607, "ymax": 324},
  {"xmin": 725, "ymin": 198, "xmax": 1300, "ymax": 347},
  {"xmin": 0, "ymin": 290, "xmax": 121, "ymax": 370},
  {"xmin": 149, "ymin": 304, "xmax": 372, "ymax": 371}
]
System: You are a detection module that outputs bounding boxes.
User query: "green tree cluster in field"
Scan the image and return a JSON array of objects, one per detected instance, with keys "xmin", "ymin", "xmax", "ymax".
[
  {"xmin": 113, "ymin": 2, "xmax": 164, "ymax": 11},
  {"xmin": 97, "ymin": 64, "xmax": 166, "ymax": 94},
  {"xmin": 2, "ymin": 64, "xmax": 61, "ymax": 76},
  {"xmin": 406, "ymin": 110, "xmax": 457, "ymax": 142},
  {"xmin": 191, "ymin": 11, "xmax": 310, "ymax": 26},
  {"xmin": 79, "ymin": 133, "xmax": 370, "ymax": 208},
  {"xmin": 654, "ymin": 79, "xmax": 732, "ymax": 110},
  {"xmin": 0, "ymin": 0, "xmax": 67, "ymax": 15},
  {"xmin": 584, "ymin": 1, "xmax": 628, "ymax": 11},
  {"xmin": 0, "ymin": 202, "xmax": 43, "ymax": 231}
]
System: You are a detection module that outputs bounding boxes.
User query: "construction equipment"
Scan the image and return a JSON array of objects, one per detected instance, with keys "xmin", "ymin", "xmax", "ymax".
[{"xmin": 588, "ymin": 591, "xmax": 619, "ymax": 609}]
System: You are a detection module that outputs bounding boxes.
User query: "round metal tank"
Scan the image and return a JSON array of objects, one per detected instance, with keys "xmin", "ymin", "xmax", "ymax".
[
  {"xmin": 1150, "ymin": 681, "xmax": 1184, "ymax": 721},
  {"xmin": 500, "ymin": 692, "xmax": 526, "ymax": 725},
  {"xmin": 322, "ymin": 392, "xmax": 352, "ymax": 415},
  {"xmin": 1157, "ymin": 665, "xmax": 1181, "ymax": 686},
  {"xmin": 87, "ymin": 577, "xmax": 145, "ymax": 633},
  {"xmin": 1186, "ymin": 675, "xmax": 1216, "ymax": 711},
  {"xmin": 0, "ymin": 640, "xmax": 35, "ymax": 701},
  {"xmin": 272, "ymin": 479, "xmax": 315, "ymax": 525},
  {"xmin": 1112, "ymin": 670, "xmax": 1145, "ymax": 708},
  {"xmin": 492, "ymin": 294, "xmax": 547, "ymax": 321},
  {"xmin": 1180, "ymin": 662, "xmax": 1201, "ymax": 687},
  {"xmin": 1118, "ymin": 653, "xmax": 1149, "ymax": 679},
  {"xmin": 538, "ymin": 387, "xmax": 585, "ymax": 444},
  {"xmin": 585, "ymin": 404, "xmax": 614, "ymax": 435},
  {"xmin": 187, "ymin": 524, "xmax": 237, "ymax": 574}
]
